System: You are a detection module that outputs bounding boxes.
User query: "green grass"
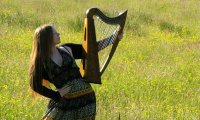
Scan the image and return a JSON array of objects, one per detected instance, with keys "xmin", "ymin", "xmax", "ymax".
[{"xmin": 0, "ymin": 0, "xmax": 199, "ymax": 119}]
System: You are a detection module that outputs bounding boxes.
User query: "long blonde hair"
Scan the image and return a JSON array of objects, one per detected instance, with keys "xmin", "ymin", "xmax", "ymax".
[{"xmin": 29, "ymin": 24, "xmax": 54, "ymax": 97}]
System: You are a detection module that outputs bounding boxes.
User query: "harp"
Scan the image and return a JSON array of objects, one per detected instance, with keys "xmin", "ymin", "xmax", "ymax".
[{"xmin": 80, "ymin": 8, "xmax": 127, "ymax": 84}]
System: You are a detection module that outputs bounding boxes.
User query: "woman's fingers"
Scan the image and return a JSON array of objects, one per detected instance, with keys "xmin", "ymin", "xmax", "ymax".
[
  {"xmin": 58, "ymin": 84, "xmax": 72, "ymax": 97},
  {"xmin": 118, "ymin": 32, "xmax": 124, "ymax": 40}
]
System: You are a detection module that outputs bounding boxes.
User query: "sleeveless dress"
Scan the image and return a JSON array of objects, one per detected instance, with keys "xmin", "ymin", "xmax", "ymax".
[{"xmin": 46, "ymin": 47, "xmax": 96, "ymax": 120}]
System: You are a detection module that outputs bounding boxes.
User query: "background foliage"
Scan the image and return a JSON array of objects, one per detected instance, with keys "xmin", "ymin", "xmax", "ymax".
[{"xmin": 0, "ymin": 0, "xmax": 199, "ymax": 119}]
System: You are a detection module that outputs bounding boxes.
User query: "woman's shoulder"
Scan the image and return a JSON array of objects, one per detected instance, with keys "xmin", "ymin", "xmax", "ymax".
[
  {"xmin": 59, "ymin": 43, "xmax": 83, "ymax": 59},
  {"xmin": 58, "ymin": 46, "xmax": 74, "ymax": 58}
]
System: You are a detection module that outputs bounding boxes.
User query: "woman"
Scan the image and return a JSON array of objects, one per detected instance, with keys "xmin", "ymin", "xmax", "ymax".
[{"xmin": 29, "ymin": 24, "xmax": 123, "ymax": 120}]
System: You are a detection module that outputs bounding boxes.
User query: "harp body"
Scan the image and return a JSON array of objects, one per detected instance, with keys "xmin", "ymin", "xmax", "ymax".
[{"xmin": 80, "ymin": 8, "xmax": 127, "ymax": 84}]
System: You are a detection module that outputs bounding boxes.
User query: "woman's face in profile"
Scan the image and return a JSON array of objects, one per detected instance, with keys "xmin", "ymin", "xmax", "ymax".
[{"xmin": 52, "ymin": 27, "xmax": 60, "ymax": 45}]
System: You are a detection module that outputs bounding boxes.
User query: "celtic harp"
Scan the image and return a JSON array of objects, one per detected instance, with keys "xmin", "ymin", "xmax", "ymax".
[{"xmin": 80, "ymin": 8, "xmax": 127, "ymax": 84}]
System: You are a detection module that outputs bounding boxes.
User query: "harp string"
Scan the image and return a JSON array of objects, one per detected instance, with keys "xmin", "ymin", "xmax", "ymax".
[{"xmin": 94, "ymin": 16, "xmax": 120, "ymax": 69}]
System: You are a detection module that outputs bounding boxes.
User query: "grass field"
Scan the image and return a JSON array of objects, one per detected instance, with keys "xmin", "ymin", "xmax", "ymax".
[{"xmin": 0, "ymin": 0, "xmax": 199, "ymax": 119}]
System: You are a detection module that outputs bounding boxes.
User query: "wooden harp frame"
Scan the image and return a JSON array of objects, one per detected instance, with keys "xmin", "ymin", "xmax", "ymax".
[{"xmin": 80, "ymin": 8, "xmax": 128, "ymax": 84}]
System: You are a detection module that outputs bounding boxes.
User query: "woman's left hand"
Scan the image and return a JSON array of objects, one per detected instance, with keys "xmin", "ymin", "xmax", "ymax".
[{"xmin": 58, "ymin": 84, "xmax": 72, "ymax": 97}]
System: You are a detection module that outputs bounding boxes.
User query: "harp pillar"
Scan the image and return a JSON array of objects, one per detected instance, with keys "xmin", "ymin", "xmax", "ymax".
[{"xmin": 80, "ymin": 18, "xmax": 101, "ymax": 84}]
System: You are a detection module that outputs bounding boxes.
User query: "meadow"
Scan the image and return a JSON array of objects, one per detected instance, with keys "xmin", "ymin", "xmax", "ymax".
[{"xmin": 0, "ymin": 0, "xmax": 199, "ymax": 119}]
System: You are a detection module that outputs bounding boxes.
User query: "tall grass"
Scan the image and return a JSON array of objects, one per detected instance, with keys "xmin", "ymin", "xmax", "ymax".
[{"xmin": 0, "ymin": 0, "xmax": 199, "ymax": 119}]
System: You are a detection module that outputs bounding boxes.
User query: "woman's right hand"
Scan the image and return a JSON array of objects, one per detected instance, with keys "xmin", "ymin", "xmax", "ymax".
[{"xmin": 58, "ymin": 84, "xmax": 72, "ymax": 97}]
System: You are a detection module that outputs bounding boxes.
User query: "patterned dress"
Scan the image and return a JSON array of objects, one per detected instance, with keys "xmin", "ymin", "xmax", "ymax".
[{"xmin": 44, "ymin": 46, "xmax": 96, "ymax": 120}]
